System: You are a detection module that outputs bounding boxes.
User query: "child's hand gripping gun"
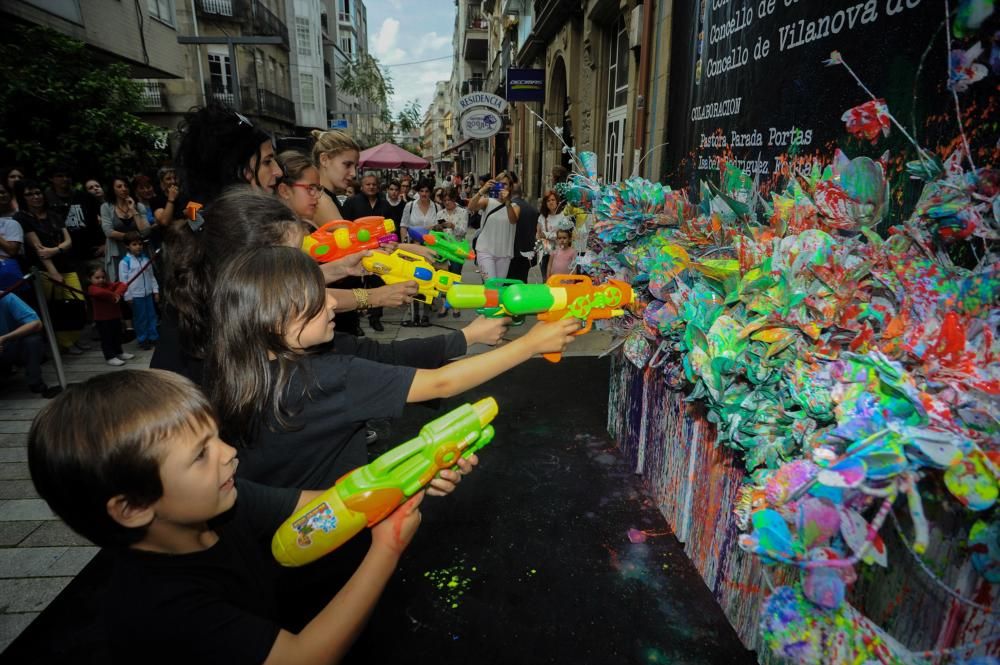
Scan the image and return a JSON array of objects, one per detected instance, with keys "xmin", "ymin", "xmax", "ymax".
[
  {"xmin": 271, "ymin": 398, "xmax": 499, "ymax": 567},
  {"xmin": 446, "ymin": 278, "xmax": 528, "ymax": 324},
  {"xmin": 304, "ymin": 216, "xmax": 398, "ymax": 263},
  {"xmin": 407, "ymin": 227, "xmax": 476, "ymax": 265},
  {"xmin": 361, "ymin": 248, "xmax": 462, "ymax": 302},
  {"xmin": 451, "ymin": 275, "xmax": 634, "ymax": 362}
]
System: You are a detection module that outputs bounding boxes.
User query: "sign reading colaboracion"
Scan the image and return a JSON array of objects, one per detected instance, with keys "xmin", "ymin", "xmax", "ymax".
[{"xmin": 661, "ymin": 0, "xmax": 999, "ymax": 197}]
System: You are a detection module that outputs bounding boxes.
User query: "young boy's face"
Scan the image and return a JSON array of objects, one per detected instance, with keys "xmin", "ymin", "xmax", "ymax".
[
  {"xmin": 90, "ymin": 269, "xmax": 107, "ymax": 287},
  {"xmin": 287, "ymin": 289, "xmax": 338, "ymax": 350},
  {"xmin": 150, "ymin": 420, "xmax": 239, "ymax": 526},
  {"xmin": 127, "ymin": 240, "xmax": 143, "ymax": 256}
]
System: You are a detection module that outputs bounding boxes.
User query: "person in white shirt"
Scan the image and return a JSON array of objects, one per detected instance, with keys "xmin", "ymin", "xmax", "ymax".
[
  {"xmin": 432, "ymin": 187, "xmax": 470, "ymax": 318},
  {"xmin": 466, "ymin": 172, "xmax": 518, "ymax": 281}
]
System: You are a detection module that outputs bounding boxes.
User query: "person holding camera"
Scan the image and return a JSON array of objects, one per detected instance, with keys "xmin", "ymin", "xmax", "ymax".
[{"xmin": 467, "ymin": 172, "xmax": 519, "ymax": 281}]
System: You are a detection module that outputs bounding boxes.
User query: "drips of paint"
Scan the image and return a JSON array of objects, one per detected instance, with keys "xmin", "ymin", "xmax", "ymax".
[{"xmin": 423, "ymin": 564, "xmax": 474, "ymax": 610}]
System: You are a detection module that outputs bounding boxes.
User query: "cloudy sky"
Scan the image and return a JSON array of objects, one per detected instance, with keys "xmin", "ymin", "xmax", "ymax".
[{"xmin": 365, "ymin": 0, "xmax": 456, "ymax": 119}]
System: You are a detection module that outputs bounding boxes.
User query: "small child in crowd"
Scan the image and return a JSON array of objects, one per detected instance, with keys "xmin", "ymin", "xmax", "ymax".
[
  {"xmin": 546, "ymin": 226, "xmax": 577, "ymax": 279},
  {"xmin": 118, "ymin": 231, "xmax": 159, "ymax": 350},
  {"xmin": 85, "ymin": 263, "xmax": 134, "ymax": 367},
  {"xmin": 28, "ymin": 369, "xmax": 423, "ymax": 664}
]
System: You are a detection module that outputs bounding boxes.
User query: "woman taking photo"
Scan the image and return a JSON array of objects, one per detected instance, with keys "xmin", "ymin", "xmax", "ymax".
[{"xmin": 14, "ymin": 180, "xmax": 87, "ymax": 353}]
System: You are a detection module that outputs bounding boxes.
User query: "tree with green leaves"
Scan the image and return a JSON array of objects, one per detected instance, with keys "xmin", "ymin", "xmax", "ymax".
[
  {"xmin": 337, "ymin": 52, "xmax": 394, "ymax": 126},
  {"xmin": 0, "ymin": 25, "xmax": 166, "ymax": 180},
  {"xmin": 396, "ymin": 99, "xmax": 423, "ymax": 133}
]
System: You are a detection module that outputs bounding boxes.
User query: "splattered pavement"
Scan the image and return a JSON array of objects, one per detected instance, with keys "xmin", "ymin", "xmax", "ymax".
[{"xmin": 349, "ymin": 356, "xmax": 754, "ymax": 664}]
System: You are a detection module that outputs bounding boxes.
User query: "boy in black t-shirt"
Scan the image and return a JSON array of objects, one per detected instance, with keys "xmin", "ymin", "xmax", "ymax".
[{"xmin": 28, "ymin": 369, "xmax": 423, "ymax": 664}]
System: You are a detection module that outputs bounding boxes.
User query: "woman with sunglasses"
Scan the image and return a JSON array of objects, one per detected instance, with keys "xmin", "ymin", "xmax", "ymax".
[
  {"xmin": 14, "ymin": 179, "xmax": 87, "ymax": 353},
  {"xmin": 175, "ymin": 105, "xmax": 284, "ymax": 206}
]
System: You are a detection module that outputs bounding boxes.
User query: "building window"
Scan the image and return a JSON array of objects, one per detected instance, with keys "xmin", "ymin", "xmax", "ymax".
[
  {"xmin": 301, "ymin": 72, "xmax": 315, "ymax": 111},
  {"xmin": 604, "ymin": 16, "xmax": 628, "ymax": 182},
  {"xmin": 296, "ymin": 18, "xmax": 312, "ymax": 58},
  {"xmin": 147, "ymin": 0, "xmax": 174, "ymax": 24},
  {"xmin": 340, "ymin": 36, "xmax": 354, "ymax": 55},
  {"xmin": 207, "ymin": 53, "xmax": 234, "ymax": 107}
]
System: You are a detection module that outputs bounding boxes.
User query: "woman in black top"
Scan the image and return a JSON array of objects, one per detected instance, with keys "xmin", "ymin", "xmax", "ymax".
[{"xmin": 14, "ymin": 179, "xmax": 87, "ymax": 351}]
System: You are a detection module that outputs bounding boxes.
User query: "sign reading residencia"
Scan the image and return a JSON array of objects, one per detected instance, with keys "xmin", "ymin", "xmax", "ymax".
[{"xmin": 457, "ymin": 92, "xmax": 508, "ymax": 116}]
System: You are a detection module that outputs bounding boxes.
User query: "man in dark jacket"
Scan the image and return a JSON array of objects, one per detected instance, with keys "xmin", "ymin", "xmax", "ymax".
[
  {"xmin": 505, "ymin": 172, "xmax": 539, "ymax": 283},
  {"xmin": 340, "ymin": 173, "xmax": 391, "ymax": 332}
]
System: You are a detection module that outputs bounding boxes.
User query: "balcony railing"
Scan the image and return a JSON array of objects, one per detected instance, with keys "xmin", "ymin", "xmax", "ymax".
[
  {"xmin": 252, "ymin": 0, "xmax": 289, "ymax": 49},
  {"xmin": 195, "ymin": 0, "xmax": 246, "ymax": 19},
  {"xmin": 244, "ymin": 86, "xmax": 295, "ymax": 122},
  {"xmin": 337, "ymin": 11, "xmax": 351, "ymax": 23},
  {"xmin": 468, "ymin": 6, "xmax": 488, "ymax": 30},
  {"xmin": 137, "ymin": 80, "xmax": 165, "ymax": 109},
  {"xmin": 205, "ymin": 82, "xmax": 236, "ymax": 109}
]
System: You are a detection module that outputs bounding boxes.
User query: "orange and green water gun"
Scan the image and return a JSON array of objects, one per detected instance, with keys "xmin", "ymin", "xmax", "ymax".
[
  {"xmin": 447, "ymin": 274, "xmax": 635, "ymax": 362},
  {"xmin": 303, "ymin": 216, "xmax": 398, "ymax": 263},
  {"xmin": 272, "ymin": 398, "xmax": 498, "ymax": 567}
]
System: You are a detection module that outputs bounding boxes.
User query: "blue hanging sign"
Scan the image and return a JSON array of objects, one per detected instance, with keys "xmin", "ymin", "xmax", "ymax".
[{"xmin": 506, "ymin": 68, "xmax": 545, "ymax": 102}]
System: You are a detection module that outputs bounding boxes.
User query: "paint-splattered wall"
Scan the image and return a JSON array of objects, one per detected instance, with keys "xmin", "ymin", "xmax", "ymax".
[{"xmin": 608, "ymin": 352, "xmax": 999, "ymax": 658}]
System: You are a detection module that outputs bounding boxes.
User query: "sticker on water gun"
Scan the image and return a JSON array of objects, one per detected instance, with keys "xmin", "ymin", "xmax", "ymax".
[{"xmin": 292, "ymin": 503, "xmax": 338, "ymax": 547}]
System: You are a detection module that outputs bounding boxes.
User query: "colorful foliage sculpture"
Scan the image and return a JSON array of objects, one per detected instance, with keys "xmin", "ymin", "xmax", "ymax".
[{"xmin": 569, "ymin": 75, "xmax": 999, "ymax": 659}]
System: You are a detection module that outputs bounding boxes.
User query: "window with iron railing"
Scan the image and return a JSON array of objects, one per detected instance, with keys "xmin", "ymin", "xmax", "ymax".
[
  {"xmin": 137, "ymin": 80, "xmax": 163, "ymax": 109},
  {"xmin": 468, "ymin": 4, "xmax": 487, "ymax": 29},
  {"xmin": 199, "ymin": 0, "xmax": 234, "ymax": 16}
]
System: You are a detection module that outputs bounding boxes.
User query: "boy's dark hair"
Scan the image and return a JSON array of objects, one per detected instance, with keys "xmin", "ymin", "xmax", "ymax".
[
  {"xmin": 123, "ymin": 230, "xmax": 142, "ymax": 245},
  {"xmin": 28, "ymin": 370, "xmax": 217, "ymax": 548},
  {"xmin": 163, "ymin": 186, "xmax": 301, "ymax": 360}
]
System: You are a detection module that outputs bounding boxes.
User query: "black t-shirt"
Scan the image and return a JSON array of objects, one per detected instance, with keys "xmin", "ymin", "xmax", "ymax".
[
  {"xmin": 383, "ymin": 198, "xmax": 406, "ymax": 226},
  {"xmin": 512, "ymin": 196, "xmax": 540, "ymax": 253},
  {"xmin": 107, "ymin": 480, "xmax": 299, "ymax": 664},
  {"xmin": 15, "ymin": 209, "xmax": 71, "ymax": 273},
  {"xmin": 341, "ymin": 192, "xmax": 392, "ymax": 222},
  {"xmin": 149, "ymin": 192, "xmax": 188, "ymax": 222},
  {"xmin": 236, "ymin": 332, "xmax": 466, "ymax": 490}
]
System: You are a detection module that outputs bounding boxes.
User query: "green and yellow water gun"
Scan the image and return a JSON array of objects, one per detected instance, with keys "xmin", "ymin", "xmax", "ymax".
[{"xmin": 272, "ymin": 398, "xmax": 498, "ymax": 567}]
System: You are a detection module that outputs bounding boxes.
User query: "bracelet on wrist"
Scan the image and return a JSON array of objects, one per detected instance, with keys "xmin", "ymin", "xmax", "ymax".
[{"xmin": 352, "ymin": 288, "xmax": 370, "ymax": 312}]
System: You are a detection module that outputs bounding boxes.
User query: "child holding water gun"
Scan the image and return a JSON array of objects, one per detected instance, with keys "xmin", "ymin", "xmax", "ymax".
[
  {"xmin": 207, "ymin": 245, "xmax": 579, "ymax": 491},
  {"xmin": 207, "ymin": 246, "xmax": 577, "ymax": 630},
  {"xmin": 28, "ymin": 369, "xmax": 425, "ymax": 664}
]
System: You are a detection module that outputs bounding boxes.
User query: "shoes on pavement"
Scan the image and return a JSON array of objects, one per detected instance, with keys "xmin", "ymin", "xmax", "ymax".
[
  {"xmin": 452, "ymin": 310, "xmax": 461, "ymax": 318},
  {"xmin": 73, "ymin": 340, "xmax": 92, "ymax": 351},
  {"xmin": 117, "ymin": 352, "xmax": 136, "ymax": 360},
  {"xmin": 418, "ymin": 316, "xmax": 431, "ymax": 327},
  {"xmin": 369, "ymin": 317, "xmax": 384, "ymax": 332},
  {"xmin": 62, "ymin": 345, "xmax": 83, "ymax": 356},
  {"xmin": 106, "ymin": 357, "xmax": 126, "ymax": 367}
]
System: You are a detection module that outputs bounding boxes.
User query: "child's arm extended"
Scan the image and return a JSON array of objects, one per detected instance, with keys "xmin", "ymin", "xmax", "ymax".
[
  {"xmin": 406, "ymin": 318, "xmax": 580, "ymax": 402},
  {"xmin": 263, "ymin": 493, "xmax": 423, "ymax": 665}
]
